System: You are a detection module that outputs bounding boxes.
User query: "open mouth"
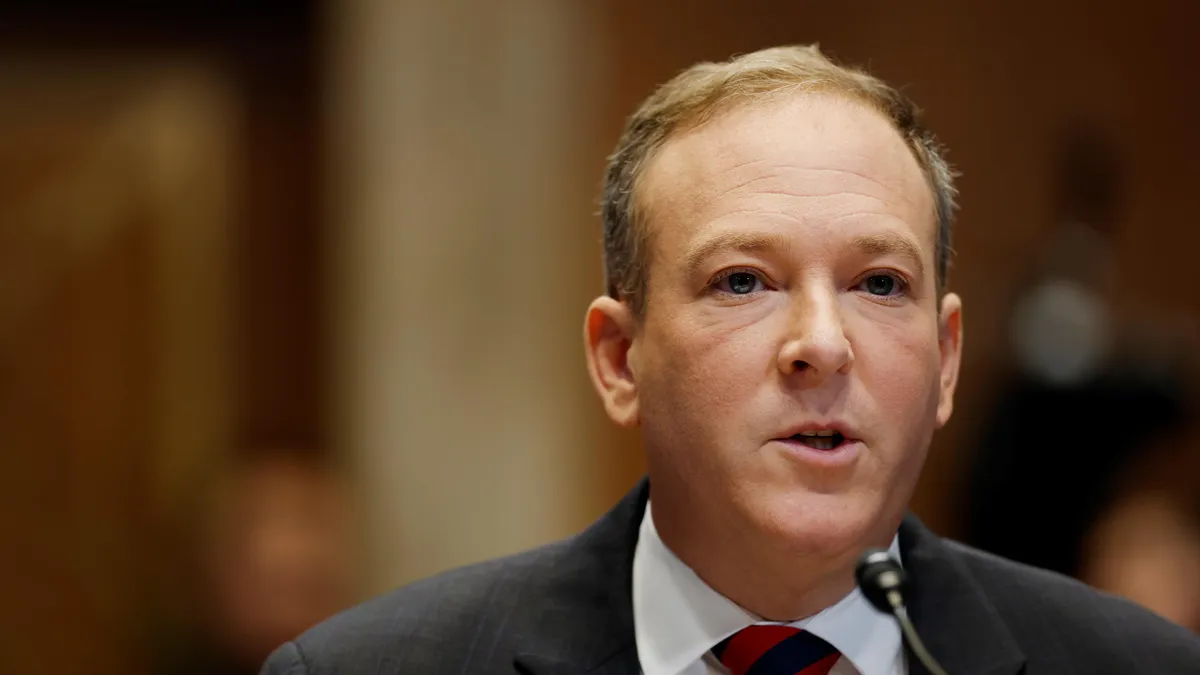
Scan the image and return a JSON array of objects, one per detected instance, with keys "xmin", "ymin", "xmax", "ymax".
[{"xmin": 789, "ymin": 431, "xmax": 845, "ymax": 450}]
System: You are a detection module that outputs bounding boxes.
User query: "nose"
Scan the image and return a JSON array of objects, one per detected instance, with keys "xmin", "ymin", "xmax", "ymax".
[{"xmin": 777, "ymin": 286, "xmax": 853, "ymax": 383}]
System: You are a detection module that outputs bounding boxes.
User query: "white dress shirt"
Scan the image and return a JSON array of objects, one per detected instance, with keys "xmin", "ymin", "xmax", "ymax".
[{"xmin": 633, "ymin": 501, "xmax": 906, "ymax": 675}]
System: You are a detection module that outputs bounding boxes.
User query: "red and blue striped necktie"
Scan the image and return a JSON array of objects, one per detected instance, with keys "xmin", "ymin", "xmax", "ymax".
[{"xmin": 712, "ymin": 625, "xmax": 842, "ymax": 675}]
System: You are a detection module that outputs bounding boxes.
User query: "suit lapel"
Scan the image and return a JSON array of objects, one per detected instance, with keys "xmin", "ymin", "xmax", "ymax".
[
  {"xmin": 899, "ymin": 514, "xmax": 1026, "ymax": 675},
  {"xmin": 513, "ymin": 479, "xmax": 649, "ymax": 675}
]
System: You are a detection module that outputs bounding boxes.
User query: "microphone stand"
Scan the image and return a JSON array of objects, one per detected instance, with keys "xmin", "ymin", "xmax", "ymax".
[{"xmin": 856, "ymin": 549, "xmax": 950, "ymax": 675}]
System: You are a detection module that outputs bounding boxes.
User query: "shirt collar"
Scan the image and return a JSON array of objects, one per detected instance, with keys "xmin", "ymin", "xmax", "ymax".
[{"xmin": 633, "ymin": 500, "xmax": 903, "ymax": 675}]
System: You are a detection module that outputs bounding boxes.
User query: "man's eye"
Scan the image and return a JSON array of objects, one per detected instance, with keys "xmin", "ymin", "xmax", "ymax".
[
  {"xmin": 859, "ymin": 273, "xmax": 904, "ymax": 296},
  {"xmin": 714, "ymin": 271, "xmax": 764, "ymax": 295}
]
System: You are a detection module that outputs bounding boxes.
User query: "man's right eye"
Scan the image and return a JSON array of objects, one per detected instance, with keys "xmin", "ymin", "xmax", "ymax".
[{"xmin": 712, "ymin": 270, "xmax": 765, "ymax": 295}]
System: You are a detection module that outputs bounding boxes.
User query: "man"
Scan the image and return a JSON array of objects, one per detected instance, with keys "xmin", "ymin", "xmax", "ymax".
[{"xmin": 262, "ymin": 45, "xmax": 1200, "ymax": 675}]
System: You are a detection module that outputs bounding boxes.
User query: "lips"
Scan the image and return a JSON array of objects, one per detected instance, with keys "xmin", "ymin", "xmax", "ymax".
[
  {"xmin": 772, "ymin": 424, "xmax": 863, "ymax": 469},
  {"xmin": 774, "ymin": 423, "xmax": 859, "ymax": 451}
]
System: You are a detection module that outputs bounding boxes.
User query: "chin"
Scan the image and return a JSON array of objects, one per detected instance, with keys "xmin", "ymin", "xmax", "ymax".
[{"xmin": 747, "ymin": 488, "xmax": 885, "ymax": 560}]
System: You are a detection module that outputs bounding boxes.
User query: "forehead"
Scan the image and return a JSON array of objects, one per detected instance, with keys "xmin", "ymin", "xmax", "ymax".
[{"xmin": 637, "ymin": 93, "xmax": 936, "ymax": 253}]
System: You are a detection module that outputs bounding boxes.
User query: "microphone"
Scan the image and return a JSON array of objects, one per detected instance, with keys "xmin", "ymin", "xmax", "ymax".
[{"xmin": 855, "ymin": 548, "xmax": 950, "ymax": 675}]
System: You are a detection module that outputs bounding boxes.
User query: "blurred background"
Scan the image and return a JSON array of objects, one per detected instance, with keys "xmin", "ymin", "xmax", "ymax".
[{"xmin": 1, "ymin": 1, "xmax": 1198, "ymax": 673}]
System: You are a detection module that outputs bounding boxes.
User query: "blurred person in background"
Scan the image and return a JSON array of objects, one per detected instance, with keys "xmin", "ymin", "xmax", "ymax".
[
  {"xmin": 155, "ymin": 448, "xmax": 355, "ymax": 675},
  {"xmin": 263, "ymin": 45, "xmax": 1200, "ymax": 675},
  {"xmin": 1079, "ymin": 423, "xmax": 1200, "ymax": 632},
  {"xmin": 961, "ymin": 126, "xmax": 1198, "ymax": 589}
]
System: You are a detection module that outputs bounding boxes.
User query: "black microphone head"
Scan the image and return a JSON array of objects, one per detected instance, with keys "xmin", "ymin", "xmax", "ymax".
[{"xmin": 855, "ymin": 548, "xmax": 909, "ymax": 614}]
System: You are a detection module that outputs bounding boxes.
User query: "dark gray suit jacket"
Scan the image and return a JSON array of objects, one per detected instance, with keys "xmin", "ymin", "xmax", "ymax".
[{"xmin": 262, "ymin": 479, "xmax": 1200, "ymax": 674}]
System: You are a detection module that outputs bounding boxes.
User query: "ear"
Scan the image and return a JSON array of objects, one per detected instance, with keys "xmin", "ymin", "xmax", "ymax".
[
  {"xmin": 935, "ymin": 292, "xmax": 963, "ymax": 428},
  {"xmin": 583, "ymin": 296, "xmax": 640, "ymax": 427}
]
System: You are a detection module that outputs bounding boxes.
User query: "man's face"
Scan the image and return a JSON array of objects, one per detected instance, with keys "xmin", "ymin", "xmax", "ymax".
[{"xmin": 594, "ymin": 93, "xmax": 962, "ymax": 560}]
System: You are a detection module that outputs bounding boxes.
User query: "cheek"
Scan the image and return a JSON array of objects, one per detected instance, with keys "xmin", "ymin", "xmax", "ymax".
[
  {"xmin": 641, "ymin": 310, "xmax": 774, "ymax": 436},
  {"xmin": 852, "ymin": 315, "xmax": 943, "ymax": 426}
]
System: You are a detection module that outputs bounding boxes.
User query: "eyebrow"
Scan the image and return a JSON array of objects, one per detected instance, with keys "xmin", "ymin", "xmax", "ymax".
[
  {"xmin": 681, "ymin": 231, "xmax": 795, "ymax": 279},
  {"xmin": 680, "ymin": 230, "xmax": 927, "ymax": 279},
  {"xmin": 850, "ymin": 232, "xmax": 926, "ymax": 278}
]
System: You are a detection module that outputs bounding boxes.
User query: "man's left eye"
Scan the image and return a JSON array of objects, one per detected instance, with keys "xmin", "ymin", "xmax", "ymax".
[{"xmin": 859, "ymin": 274, "xmax": 904, "ymax": 296}]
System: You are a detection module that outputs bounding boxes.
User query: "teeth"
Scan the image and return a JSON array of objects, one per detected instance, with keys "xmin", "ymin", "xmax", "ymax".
[
  {"xmin": 799, "ymin": 430, "xmax": 836, "ymax": 437},
  {"xmin": 803, "ymin": 436, "xmax": 837, "ymax": 450}
]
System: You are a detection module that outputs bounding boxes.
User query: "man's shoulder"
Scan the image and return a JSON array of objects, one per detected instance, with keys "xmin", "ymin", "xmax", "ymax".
[
  {"xmin": 261, "ymin": 479, "xmax": 650, "ymax": 674},
  {"xmin": 265, "ymin": 536, "xmax": 577, "ymax": 674},
  {"xmin": 943, "ymin": 538, "xmax": 1200, "ymax": 667}
]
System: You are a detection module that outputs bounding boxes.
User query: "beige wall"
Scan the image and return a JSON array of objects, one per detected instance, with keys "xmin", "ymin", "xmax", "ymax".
[{"xmin": 326, "ymin": 0, "xmax": 612, "ymax": 595}]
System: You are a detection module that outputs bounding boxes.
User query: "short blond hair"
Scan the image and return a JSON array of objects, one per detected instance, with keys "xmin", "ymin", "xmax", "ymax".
[{"xmin": 600, "ymin": 44, "xmax": 957, "ymax": 316}]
